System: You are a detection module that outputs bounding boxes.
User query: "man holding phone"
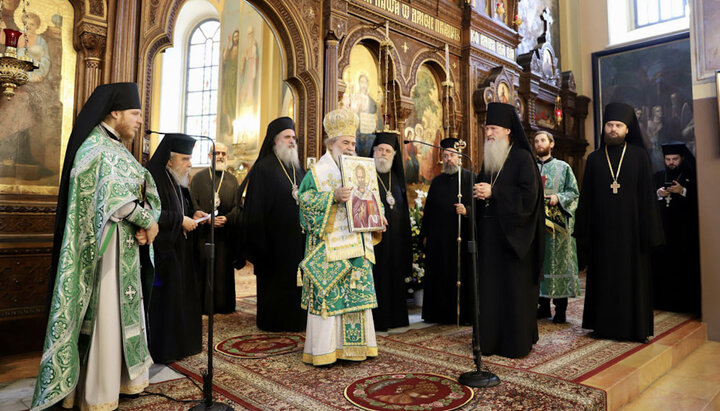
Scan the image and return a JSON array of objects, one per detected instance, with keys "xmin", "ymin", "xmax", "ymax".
[{"xmin": 653, "ymin": 142, "xmax": 700, "ymax": 314}]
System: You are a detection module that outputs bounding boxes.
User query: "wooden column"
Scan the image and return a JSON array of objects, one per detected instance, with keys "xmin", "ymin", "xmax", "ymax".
[
  {"xmin": 77, "ymin": 23, "xmax": 107, "ymax": 109},
  {"xmin": 323, "ymin": 38, "xmax": 339, "ymax": 116},
  {"xmin": 395, "ymin": 99, "xmax": 414, "ymax": 149},
  {"xmin": 109, "ymin": 0, "xmax": 139, "ymax": 83}
]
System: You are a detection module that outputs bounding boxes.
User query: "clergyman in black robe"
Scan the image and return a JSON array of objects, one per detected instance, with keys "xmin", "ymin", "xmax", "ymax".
[
  {"xmin": 189, "ymin": 142, "xmax": 240, "ymax": 314},
  {"xmin": 147, "ymin": 133, "xmax": 204, "ymax": 363},
  {"xmin": 653, "ymin": 142, "xmax": 700, "ymax": 314},
  {"xmin": 575, "ymin": 102, "xmax": 663, "ymax": 342},
  {"xmin": 241, "ymin": 117, "xmax": 307, "ymax": 331},
  {"xmin": 473, "ymin": 102, "xmax": 545, "ymax": 358},
  {"xmin": 368, "ymin": 132, "xmax": 410, "ymax": 331},
  {"xmin": 420, "ymin": 137, "xmax": 474, "ymax": 325}
]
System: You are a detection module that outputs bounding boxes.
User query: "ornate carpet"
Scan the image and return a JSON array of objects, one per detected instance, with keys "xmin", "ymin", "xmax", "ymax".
[
  {"xmin": 120, "ymin": 271, "xmax": 692, "ymax": 410},
  {"xmin": 216, "ymin": 333, "xmax": 305, "ymax": 358},
  {"xmin": 344, "ymin": 373, "xmax": 474, "ymax": 410}
]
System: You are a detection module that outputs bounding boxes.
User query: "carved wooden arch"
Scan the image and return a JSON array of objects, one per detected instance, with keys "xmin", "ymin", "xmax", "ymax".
[
  {"xmin": 338, "ymin": 28, "xmax": 403, "ymax": 77},
  {"xmin": 137, "ymin": 0, "xmax": 321, "ymax": 160},
  {"xmin": 406, "ymin": 51, "xmax": 461, "ymax": 109}
]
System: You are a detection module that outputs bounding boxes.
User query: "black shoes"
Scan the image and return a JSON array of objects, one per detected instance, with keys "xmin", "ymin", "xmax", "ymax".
[
  {"xmin": 552, "ymin": 311, "xmax": 566, "ymax": 324},
  {"xmin": 537, "ymin": 297, "xmax": 551, "ymax": 319}
]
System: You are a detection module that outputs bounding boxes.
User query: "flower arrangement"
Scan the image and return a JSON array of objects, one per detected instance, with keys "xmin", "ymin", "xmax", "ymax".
[{"xmin": 406, "ymin": 189, "xmax": 428, "ymax": 295}]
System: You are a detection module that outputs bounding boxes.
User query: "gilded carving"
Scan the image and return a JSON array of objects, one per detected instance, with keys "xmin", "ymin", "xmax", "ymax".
[
  {"xmin": 148, "ymin": 0, "xmax": 161, "ymax": 26},
  {"xmin": 79, "ymin": 31, "xmax": 106, "ymax": 59},
  {"xmin": 87, "ymin": 0, "xmax": 105, "ymax": 18}
]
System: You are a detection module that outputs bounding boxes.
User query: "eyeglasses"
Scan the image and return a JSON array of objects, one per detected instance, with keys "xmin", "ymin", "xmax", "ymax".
[{"xmin": 213, "ymin": 152, "xmax": 227, "ymax": 156}]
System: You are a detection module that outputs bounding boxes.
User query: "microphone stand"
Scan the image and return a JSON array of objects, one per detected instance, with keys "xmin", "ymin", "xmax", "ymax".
[
  {"xmin": 404, "ymin": 140, "xmax": 500, "ymax": 388},
  {"xmin": 146, "ymin": 130, "xmax": 233, "ymax": 410}
]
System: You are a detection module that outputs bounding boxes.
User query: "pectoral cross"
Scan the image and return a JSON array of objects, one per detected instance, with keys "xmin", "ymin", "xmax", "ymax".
[
  {"xmin": 610, "ymin": 181, "xmax": 620, "ymax": 194},
  {"xmin": 125, "ymin": 285, "xmax": 137, "ymax": 301}
]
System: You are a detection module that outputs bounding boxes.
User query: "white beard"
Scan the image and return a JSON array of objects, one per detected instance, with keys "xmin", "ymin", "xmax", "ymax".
[
  {"xmin": 332, "ymin": 148, "xmax": 356, "ymax": 166},
  {"xmin": 374, "ymin": 156, "xmax": 392, "ymax": 173},
  {"xmin": 215, "ymin": 159, "xmax": 227, "ymax": 171},
  {"xmin": 274, "ymin": 143, "xmax": 300, "ymax": 169},
  {"xmin": 166, "ymin": 165, "xmax": 189, "ymax": 187},
  {"xmin": 484, "ymin": 138, "xmax": 510, "ymax": 175},
  {"xmin": 442, "ymin": 163, "xmax": 460, "ymax": 175}
]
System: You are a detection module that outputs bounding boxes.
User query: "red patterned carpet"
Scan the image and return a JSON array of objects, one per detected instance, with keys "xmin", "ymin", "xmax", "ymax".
[{"xmin": 118, "ymin": 270, "xmax": 692, "ymax": 410}]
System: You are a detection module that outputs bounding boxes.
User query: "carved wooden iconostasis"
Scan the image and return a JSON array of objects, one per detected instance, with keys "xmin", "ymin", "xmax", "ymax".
[{"xmin": 0, "ymin": 0, "xmax": 590, "ymax": 355}]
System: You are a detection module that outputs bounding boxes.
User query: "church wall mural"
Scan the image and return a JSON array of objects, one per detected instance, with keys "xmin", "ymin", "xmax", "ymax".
[
  {"xmin": 0, "ymin": 0, "xmax": 76, "ymax": 195},
  {"xmin": 341, "ymin": 43, "xmax": 383, "ymax": 158},
  {"xmin": 404, "ymin": 64, "xmax": 444, "ymax": 207},
  {"xmin": 218, "ymin": 0, "xmax": 291, "ymax": 178},
  {"xmin": 219, "ymin": 1, "xmax": 264, "ymax": 167}
]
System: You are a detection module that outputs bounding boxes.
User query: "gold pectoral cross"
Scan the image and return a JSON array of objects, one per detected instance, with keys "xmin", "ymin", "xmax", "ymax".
[{"xmin": 610, "ymin": 181, "xmax": 620, "ymax": 194}]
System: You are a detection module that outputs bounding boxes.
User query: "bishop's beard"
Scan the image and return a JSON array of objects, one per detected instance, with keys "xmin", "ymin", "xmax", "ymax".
[
  {"xmin": 483, "ymin": 138, "xmax": 510, "ymax": 174},
  {"xmin": 274, "ymin": 144, "xmax": 300, "ymax": 169},
  {"xmin": 604, "ymin": 132, "xmax": 626, "ymax": 146},
  {"xmin": 442, "ymin": 163, "xmax": 460, "ymax": 175},
  {"xmin": 167, "ymin": 165, "xmax": 189, "ymax": 188},
  {"xmin": 374, "ymin": 156, "xmax": 392, "ymax": 173},
  {"xmin": 215, "ymin": 158, "xmax": 227, "ymax": 171}
]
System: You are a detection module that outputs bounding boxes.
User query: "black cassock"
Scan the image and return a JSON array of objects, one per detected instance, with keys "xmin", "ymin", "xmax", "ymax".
[
  {"xmin": 242, "ymin": 155, "xmax": 306, "ymax": 331},
  {"xmin": 147, "ymin": 169, "xmax": 202, "ymax": 363},
  {"xmin": 189, "ymin": 169, "xmax": 240, "ymax": 314},
  {"xmin": 652, "ymin": 167, "xmax": 700, "ymax": 314},
  {"xmin": 372, "ymin": 170, "xmax": 410, "ymax": 331},
  {"xmin": 420, "ymin": 169, "xmax": 474, "ymax": 325},
  {"xmin": 575, "ymin": 144, "xmax": 663, "ymax": 341},
  {"xmin": 476, "ymin": 146, "xmax": 544, "ymax": 358}
]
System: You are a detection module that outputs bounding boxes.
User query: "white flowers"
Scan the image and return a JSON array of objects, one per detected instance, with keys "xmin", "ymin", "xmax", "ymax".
[
  {"xmin": 411, "ymin": 263, "xmax": 425, "ymax": 279},
  {"xmin": 414, "ymin": 189, "xmax": 428, "ymax": 209}
]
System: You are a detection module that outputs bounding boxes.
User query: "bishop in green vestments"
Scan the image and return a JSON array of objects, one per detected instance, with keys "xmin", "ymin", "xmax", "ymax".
[
  {"xmin": 32, "ymin": 83, "xmax": 161, "ymax": 411},
  {"xmin": 298, "ymin": 108, "xmax": 384, "ymax": 366}
]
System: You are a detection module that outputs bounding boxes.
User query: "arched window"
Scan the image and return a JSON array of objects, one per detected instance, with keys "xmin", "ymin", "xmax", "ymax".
[{"xmin": 184, "ymin": 19, "xmax": 220, "ymax": 166}]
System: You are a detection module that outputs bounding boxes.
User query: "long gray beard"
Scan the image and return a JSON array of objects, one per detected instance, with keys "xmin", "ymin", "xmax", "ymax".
[
  {"xmin": 215, "ymin": 160, "xmax": 227, "ymax": 171},
  {"xmin": 374, "ymin": 157, "xmax": 392, "ymax": 173},
  {"xmin": 167, "ymin": 165, "xmax": 189, "ymax": 187},
  {"xmin": 442, "ymin": 163, "xmax": 460, "ymax": 175},
  {"xmin": 484, "ymin": 139, "xmax": 510, "ymax": 175},
  {"xmin": 274, "ymin": 144, "xmax": 300, "ymax": 169}
]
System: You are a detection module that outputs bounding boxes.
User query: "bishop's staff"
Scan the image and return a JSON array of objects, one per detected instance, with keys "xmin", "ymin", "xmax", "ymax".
[
  {"xmin": 454, "ymin": 139, "xmax": 466, "ymax": 327},
  {"xmin": 442, "ymin": 43, "xmax": 464, "ymax": 326}
]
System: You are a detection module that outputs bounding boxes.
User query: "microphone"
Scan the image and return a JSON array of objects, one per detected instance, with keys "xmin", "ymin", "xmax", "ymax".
[{"xmin": 404, "ymin": 139, "xmax": 474, "ymax": 165}]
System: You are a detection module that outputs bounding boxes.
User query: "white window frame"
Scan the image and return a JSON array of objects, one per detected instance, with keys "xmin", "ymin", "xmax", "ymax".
[
  {"xmin": 157, "ymin": 0, "xmax": 219, "ymax": 165},
  {"xmin": 607, "ymin": 0, "xmax": 689, "ymax": 46},
  {"xmin": 184, "ymin": 19, "xmax": 220, "ymax": 167}
]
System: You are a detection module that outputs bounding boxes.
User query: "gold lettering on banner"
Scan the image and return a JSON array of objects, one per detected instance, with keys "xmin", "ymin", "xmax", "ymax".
[
  {"xmin": 351, "ymin": 0, "xmax": 461, "ymax": 41},
  {"xmin": 470, "ymin": 29, "xmax": 481, "ymax": 47}
]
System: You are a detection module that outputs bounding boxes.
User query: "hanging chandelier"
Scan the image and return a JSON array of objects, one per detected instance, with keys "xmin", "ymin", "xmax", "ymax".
[{"xmin": 0, "ymin": 0, "xmax": 39, "ymax": 100}]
